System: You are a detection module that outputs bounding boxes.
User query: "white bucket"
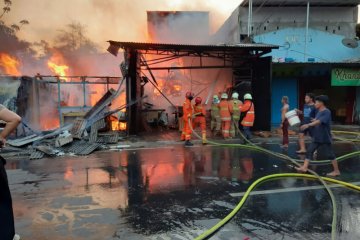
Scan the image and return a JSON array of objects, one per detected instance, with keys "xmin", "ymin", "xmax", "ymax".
[{"xmin": 285, "ymin": 110, "xmax": 301, "ymax": 126}]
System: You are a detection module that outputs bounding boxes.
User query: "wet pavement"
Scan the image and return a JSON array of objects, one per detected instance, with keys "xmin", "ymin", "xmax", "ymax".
[{"xmin": 4, "ymin": 142, "xmax": 360, "ymax": 240}]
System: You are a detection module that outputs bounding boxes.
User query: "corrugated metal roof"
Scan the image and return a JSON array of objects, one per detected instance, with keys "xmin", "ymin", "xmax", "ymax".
[
  {"xmin": 274, "ymin": 62, "xmax": 360, "ymax": 65},
  {"xmin": 241, "ymin": 0, "xmax": 360, "ymax": 7},
  {"xmin": 108, "ymin": 41, "xmax": 279, "ymax": 51}
]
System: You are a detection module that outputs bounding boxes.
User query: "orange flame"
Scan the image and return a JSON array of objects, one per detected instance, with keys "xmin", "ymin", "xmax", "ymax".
[
  {"xmin": 47, "ymin": 52, "xmax": 69, "ymax": 81},
  {"xmin": 111, "ymin": 121, "xmax": 127, "ymax": 131},
  {"xmin": 0, "ymin": 53, "xmax": 21, "ymax": 76}
]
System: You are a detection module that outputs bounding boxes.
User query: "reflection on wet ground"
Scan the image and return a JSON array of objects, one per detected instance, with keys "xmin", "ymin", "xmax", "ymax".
[{"xmin": 5, "ymin": 142, "xmax": 360, "ymax": 240}]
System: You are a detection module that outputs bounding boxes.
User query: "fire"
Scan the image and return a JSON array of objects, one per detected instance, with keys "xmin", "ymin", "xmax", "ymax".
[
  {"xmin": 109, "ymin": 115, "xmax": 127, "ymax": 131},
  {"xmin": 0, "ymin": 53, "xmax": 21, "ymax": 76},
  {"xmin": 111, "ymin": 121, "xmax": 127, "ymax": 131},
  {"xmin": 47, "ymin": 52, "xmax": 69, "ymax": 81}
]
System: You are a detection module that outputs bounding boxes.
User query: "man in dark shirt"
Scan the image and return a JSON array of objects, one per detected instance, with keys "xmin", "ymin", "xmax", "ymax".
[
  {"xmin": 296, "ymin": 93, "xmax": 316, "ymax": 153},
  {"xmin": 0, "ymin": 104, "xmax": 22, "ymax": 240},
  {"xmin": 295, "ymin": 95, "xmax": 340, "ymax": 177}
]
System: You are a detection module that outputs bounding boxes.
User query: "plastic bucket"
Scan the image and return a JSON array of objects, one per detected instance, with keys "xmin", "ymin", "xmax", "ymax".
[{"xmin": 285, "ymin": 110, "xmax": 301, "ymax": 126}]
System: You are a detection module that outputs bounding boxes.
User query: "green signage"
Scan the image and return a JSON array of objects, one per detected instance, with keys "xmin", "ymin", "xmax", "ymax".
[{"xmin": 331, "ymin": 68, "xmax": 360, "ymax": 86}]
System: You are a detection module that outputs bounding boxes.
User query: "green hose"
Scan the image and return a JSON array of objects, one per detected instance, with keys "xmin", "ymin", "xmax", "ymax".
[
  {"xmin": 332, "ymin": 130, "xmax": 360, "ymax": 143},
  {"xmin": 188, "ymin": 119, "xmax": 341, "ymax": 240},
  {"xmin": 194, "ymin": 173, "xmax": 360, "ymax": 240}
]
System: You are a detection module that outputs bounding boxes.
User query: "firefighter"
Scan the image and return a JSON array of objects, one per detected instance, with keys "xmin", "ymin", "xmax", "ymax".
[
  {"xmin": 193, "ymin": 97, "xmax": 207, "ymax": 144},
  {"xmin": 240, "ymin": 93, "xmax": 255, "ymax": 143},
  {"xmin": 210, "ymin": 95, "xmax": 221, "ymax": 136},
  {"xmin": 181, "ymin": 91, "xmax": 194, "ymax": 146},
  {"xmin": 219, "ymin": 93, "xmax": 231, "ymax": 139},
  {"xmin": 229, "ymin": 92, "xmax": 243, "ymax": 138}
]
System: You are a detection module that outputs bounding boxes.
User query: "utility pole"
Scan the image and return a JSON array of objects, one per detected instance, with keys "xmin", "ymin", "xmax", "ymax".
[{"xmin": 304, "ymin": 2, "xmax": 310, "ymax": 62}]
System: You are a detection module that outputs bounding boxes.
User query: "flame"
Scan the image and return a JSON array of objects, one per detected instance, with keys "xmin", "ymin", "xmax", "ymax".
[
  {"xmin": 173, "ymin": 84, "xmax": 182, "ymax": 92},
  {"xmin": 0, "ymin": 53, "xmax": 21, "ymax": 76},
  {"xmin": 47, "ymin": 52, "xmax": 69, "ymax": 81},
  {"xmin": 111, "ymin": 121, "xmax": 127, "ymax": 131},
  {"xmin": 109, "ymin": 115, "xmax": 127, "ymax": 131},
  {"xmin": 40, "ymin": 114, "xmax": 60, "ymax": 131}
]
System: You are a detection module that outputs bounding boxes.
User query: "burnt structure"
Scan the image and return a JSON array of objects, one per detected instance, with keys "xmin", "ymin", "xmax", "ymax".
[{"xmin": 107, "ymin": 41, "xmax": 278, "ymax": 134}]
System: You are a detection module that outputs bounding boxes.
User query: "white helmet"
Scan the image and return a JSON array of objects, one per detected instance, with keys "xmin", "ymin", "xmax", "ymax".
[
  {"xmin": 232, "ymin": 92, "xmax": 239, "ymax": 99},
  {"xmin": 221, "ymin": 93, "xmax": 228, "ymax": 99},
  {"xmin": 213, "ymin": 95, "xmax": 219, "ymax": 100},
  {"xmin": 244, "ymin": 93, "xmax": 252, "ymax": 100}
]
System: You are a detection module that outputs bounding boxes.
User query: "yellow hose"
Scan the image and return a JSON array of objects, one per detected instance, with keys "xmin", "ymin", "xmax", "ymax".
[
  {"xmin": 188, "ymin": 119, "xmax": 339, "ymax": 240},
  {"xmin": 194, "ymin": 173, "xmax": 360, "ymax": 240}
]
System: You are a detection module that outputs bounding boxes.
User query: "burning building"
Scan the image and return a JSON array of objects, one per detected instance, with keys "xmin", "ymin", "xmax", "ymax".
[
  {"xmin": 108, "ymin": 41, "xmax": 278, "ymax": 134},
  {"xmin": 106, "ymin": 11, "xmax": 278, "ymax": 134}
]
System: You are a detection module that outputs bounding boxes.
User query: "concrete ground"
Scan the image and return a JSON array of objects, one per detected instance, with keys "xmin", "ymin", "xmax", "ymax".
[{"xmin": 4, "ymin": 129, "xmax": 360, "ymax": 240}]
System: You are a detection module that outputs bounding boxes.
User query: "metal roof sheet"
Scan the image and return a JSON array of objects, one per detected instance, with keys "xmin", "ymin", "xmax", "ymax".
[
  {"xmin": 241, "ymin": 0, "xmax": 360, "ymax": 7},
  {"xmin": 108, "ymin": 41, "xmax": 279, "ymax": 52}
]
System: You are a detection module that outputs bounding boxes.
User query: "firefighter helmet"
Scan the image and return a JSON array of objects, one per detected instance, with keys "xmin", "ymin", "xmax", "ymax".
[
  {"xmin": 232, "ymin": 92, "xmax": 239, "ymax": 99},
  {"xmin": 221, "ymin": 93, "xmax": 228, "ymax": 99},
  {"xmin": 195, "ymin": 97, "xmax": 202, "ymax": 104},
  {"xmin": 213, "ymin": 95, "xmax": 219, "ymax": 100},
  {"xmin": 185, "ymin": 91, "xmax": 194, "ymax": 99},
  {"xmin": 244, "ymin": 93, "xmax": 253, "ymax": 100}
]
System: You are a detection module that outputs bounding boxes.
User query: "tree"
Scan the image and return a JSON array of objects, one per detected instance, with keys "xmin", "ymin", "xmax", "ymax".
[
  {"xmin": 54, "ymin": 22, "xmax": 97, "ymax": 52},
  {"xmin": 0, "ymin": 0, "xmax": 11, "ymax": 19}
]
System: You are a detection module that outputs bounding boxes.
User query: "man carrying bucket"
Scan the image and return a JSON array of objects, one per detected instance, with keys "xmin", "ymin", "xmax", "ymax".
[
  {"xmin": 295, "ymin": 95, "xmax": 340, "ymax": 177},
  {"xmin": 296, "ymin": 93, "xmax": 316, "ymax": 154},
  {"xmin": 281, "ymin": 96, "xmax": 290, "ymax": 148}
]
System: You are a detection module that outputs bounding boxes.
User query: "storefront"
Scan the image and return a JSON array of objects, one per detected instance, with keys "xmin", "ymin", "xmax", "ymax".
[{"xmin": 272, "ymin": 63, "xmax": 360, "ymax": 125}]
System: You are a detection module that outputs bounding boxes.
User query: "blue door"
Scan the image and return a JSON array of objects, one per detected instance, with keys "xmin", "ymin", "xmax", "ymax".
[{"xmin": 271, "ymin": 78, "xmax": 298, "ymax": 126}]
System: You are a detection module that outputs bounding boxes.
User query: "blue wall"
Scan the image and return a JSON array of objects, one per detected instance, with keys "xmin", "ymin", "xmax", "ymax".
[
  {"xmin": 271, "ymin": 78, "xmax": 298, "ymax": 125},
  {"xmin": 254, "ymin": 28, "xmax": 360, "ymax": 63}
]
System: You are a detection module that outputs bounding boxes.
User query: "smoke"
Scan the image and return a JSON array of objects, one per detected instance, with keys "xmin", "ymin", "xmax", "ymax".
[
  {"xmin": 3, "ymin": 0, "xmax": 240, "ymax": 48},
  {"xmin": 147, "ymin": 11, "xmax": 210, "ymax": 44},
  {"xmin": 0, "ymin": 0, "xmax": 239, "ymax": 130},
  {"xmin": 142, "ymin": 11, "xmax": 233, "ymax": 125}
]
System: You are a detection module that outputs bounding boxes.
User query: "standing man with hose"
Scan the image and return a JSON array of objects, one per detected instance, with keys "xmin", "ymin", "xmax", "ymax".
[
  {"xmin": 295, "ymin": 95, "xmax": 340, "ymax": 177},
  {"xmin": 229, "ymin": 92, "xmax": 243, "ymax": 138},
  {"xmin": 210, "ymin": 95, "xmax": 221, "ymax": 137},
  {"xmin": 193, "ymin": 97, "xmax": 207, "ymax": 144},
  {"xmin": 181, "ymin": 91, "xmax": 194, "ymax": 147},
  {"xmin": 0, "ymin": 104, "xmax": 22, "ymax": 240},
  {"xmin": 240, "ymin": 93, "xmax": 255, "ymax": 143},
  {"xmin": 219, "ymin": 93, "xmax": 231, "ymax": 139}
]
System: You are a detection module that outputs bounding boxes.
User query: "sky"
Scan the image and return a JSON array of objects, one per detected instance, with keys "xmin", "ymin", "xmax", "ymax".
[{"xmin": 3, "ymin": 0, "xmax": 242, "ymax": 51}]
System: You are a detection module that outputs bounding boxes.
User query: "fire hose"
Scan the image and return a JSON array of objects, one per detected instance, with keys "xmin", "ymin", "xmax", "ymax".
[
  {"xmin": 188, "ymin": 118, "xmax": 360, "ymax": 240},
  {"xmin": 332, "ymin": 130, "xmax": 360, "ymax": 143}
]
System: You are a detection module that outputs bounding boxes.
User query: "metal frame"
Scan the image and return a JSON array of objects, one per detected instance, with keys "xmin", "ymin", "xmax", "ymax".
[
  {"xmin": 107, "ymin": 41, "xmax": 279, "ymax": 134},
  {"xmin": 33, "ymin": 76, "xmax": 121, "ymax": 126}
]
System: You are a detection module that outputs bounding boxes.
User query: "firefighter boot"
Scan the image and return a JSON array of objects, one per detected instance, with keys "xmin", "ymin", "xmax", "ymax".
[
  {"xmin": 185, "ymin": 140, "xmax": 194, "ymax": 147},
  {"xmin": 202, "ymin": 133, "xmax": 207, "ymax": 145}
]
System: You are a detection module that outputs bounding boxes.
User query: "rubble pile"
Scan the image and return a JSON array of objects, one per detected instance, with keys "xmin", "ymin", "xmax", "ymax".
[{"xmin": 2, "ymin": 88, "xmax": 127, "ymax": 161}]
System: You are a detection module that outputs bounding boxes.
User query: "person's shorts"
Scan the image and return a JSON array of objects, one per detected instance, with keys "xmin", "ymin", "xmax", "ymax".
[
  {"xmin": 300, "ymin": 124, "xmax": 312, "ymax": 136},
  {"xmin": 306, "ymin": 142, "xmax": 336, "ymax": 160}
]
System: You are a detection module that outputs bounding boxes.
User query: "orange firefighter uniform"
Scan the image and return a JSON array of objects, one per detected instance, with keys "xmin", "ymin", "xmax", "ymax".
[
  {"xmin": 240, "ymin": 100, "xmax": 255, "ymax": 127},
  {"xmin": 193, "ymin": 102, "xmax": 207, "ymax": 144},
  {"xmin": 219, "ymin": 97, "xmax": 231, "ymax": 138},
  {"xmin": 229, "ymin": 99, "xmax": 243, "ymax": 137},
  {"xmin": 181, "ymin": 98, "xmax": 193, "ymax": 141}
]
